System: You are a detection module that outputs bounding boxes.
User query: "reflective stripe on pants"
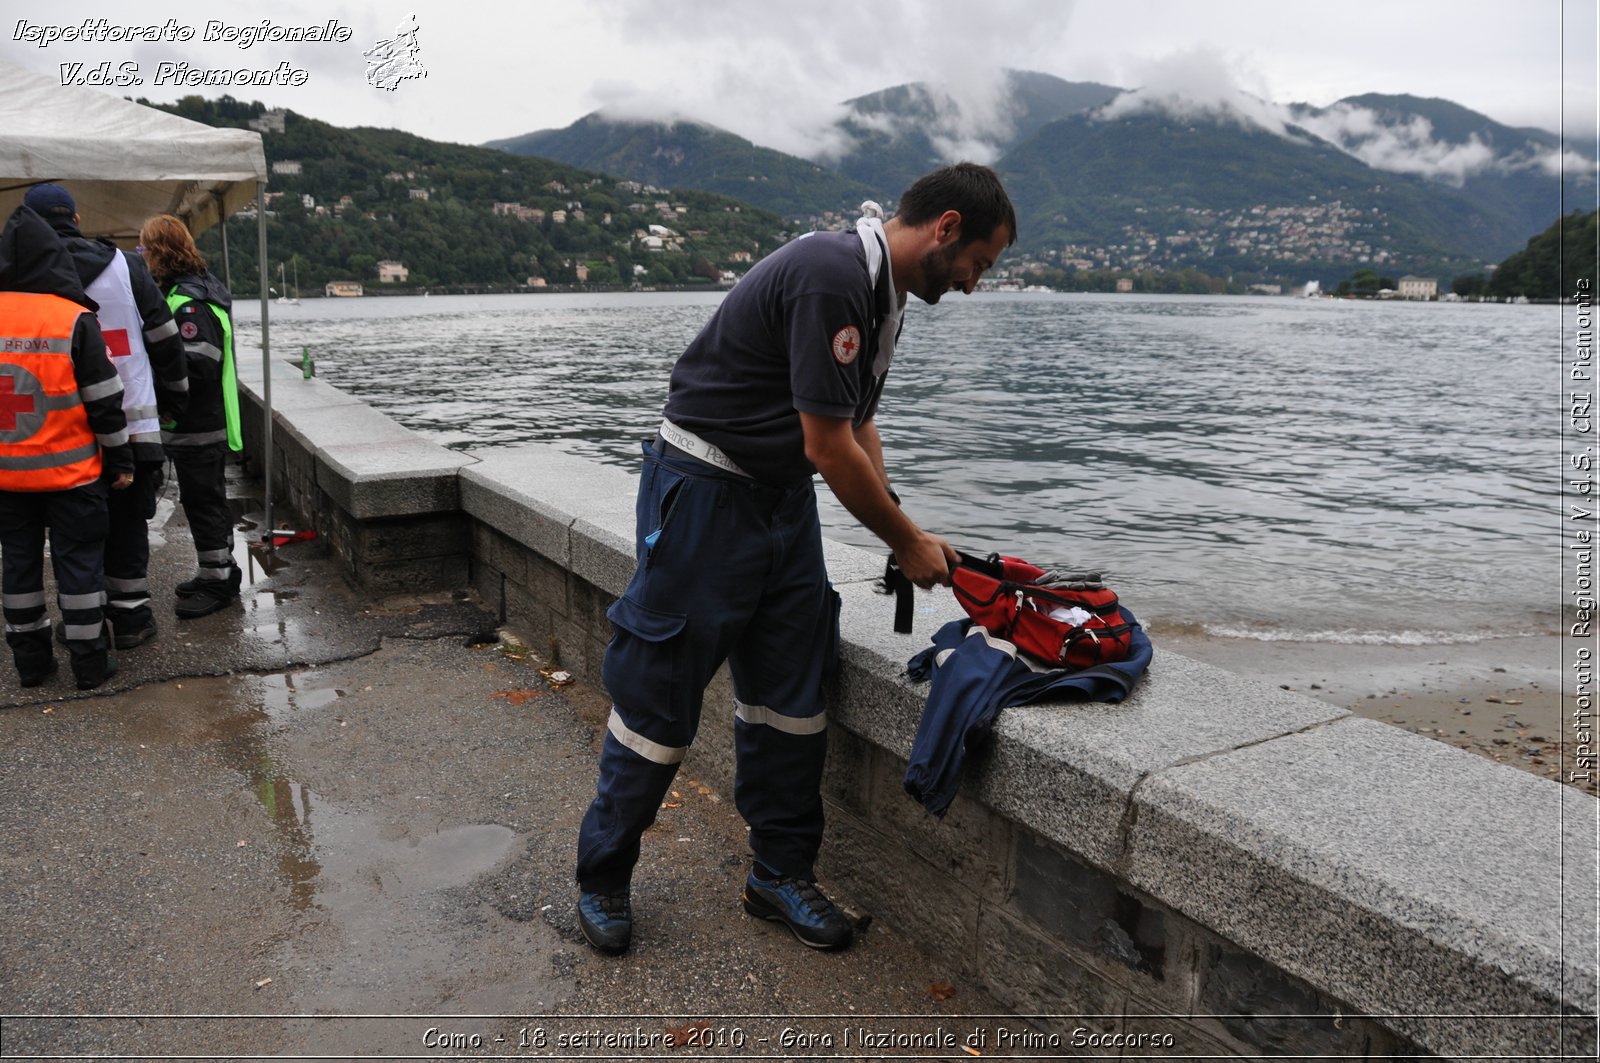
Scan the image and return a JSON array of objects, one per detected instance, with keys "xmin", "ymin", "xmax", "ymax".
[
  {"xmin": 105, "ymin": 460, "xmax": 163, "ymax": 632},
  {"xmin": 0, "ymin": 481, "xmax": 110, "ymax": 676},
  {"xmin": 169, "ymin": 443, "xmax": 234, "ymax": 580}
]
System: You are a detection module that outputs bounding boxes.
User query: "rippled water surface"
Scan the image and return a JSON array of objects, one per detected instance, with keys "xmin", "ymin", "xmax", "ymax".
[{"xmin": 235, "ymin": 291, "xmax": 1559, "ymax": 643}]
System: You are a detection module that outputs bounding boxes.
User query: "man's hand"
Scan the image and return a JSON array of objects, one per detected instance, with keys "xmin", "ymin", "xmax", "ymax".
[
  {"xmin": 893, "ymin": 531, "xmax": 958, "ymax": 589},
  {"xmin": 110, "ymin": 472, "xmax": 134, "ymax": 491}
]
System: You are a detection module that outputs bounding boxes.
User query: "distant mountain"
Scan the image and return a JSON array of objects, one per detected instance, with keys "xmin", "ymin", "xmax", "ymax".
[
  {"xmin": 996, "ymin": 108, "xmax": 1525, "ymax": 279},
  {"xmin": 1326, "ymin": 93, "xmax": 1563, "ymax": 153},
  {"xmin": 487, "ymin": 114, "xmax": 877, "ymax": 218},
  {"xmin": 830, "ymin": 70, "xmax": 1122, "ymax": 197},
  {"xmin": 489, "ymin": 71, "xmax": 1121, "ymax": 215},
  {"xmin": 478, "ymin": 71, "xmax": 1598, "ymax": 284},
  {"xmin": 1289, "ymin": 92, "xmax": 1591, "ymax": 246}
]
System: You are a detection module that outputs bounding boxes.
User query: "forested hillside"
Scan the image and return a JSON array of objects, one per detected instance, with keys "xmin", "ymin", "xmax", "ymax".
[{"xmin": 148, "ymin": 96, "xmax": 789, "ymax": 296}]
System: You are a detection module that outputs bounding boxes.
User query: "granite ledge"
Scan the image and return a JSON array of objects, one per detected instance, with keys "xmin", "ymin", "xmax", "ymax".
[
  {"xmin": 460, "ymin": 444, "xmax": 637, "ymax": 577},
  {"xmin": 316, "ymin": 440, "xmax": 477, "ymax": 520},
  {"xmin": 1126, "ymin": 715, "xmax": 1597, "ymax": 1042},
  {"xmin": 238, "ymin": 361, "xmax": 367, "ymax": 413},
  {"xmin": 243, "ymin": 372, "xmax": 474, "ymax": 521}
]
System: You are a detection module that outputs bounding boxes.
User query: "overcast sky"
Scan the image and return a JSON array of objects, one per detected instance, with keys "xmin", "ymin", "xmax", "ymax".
[{"xmin": 7, "ymin": 1, "xmax": 1597, "ymax": 161}]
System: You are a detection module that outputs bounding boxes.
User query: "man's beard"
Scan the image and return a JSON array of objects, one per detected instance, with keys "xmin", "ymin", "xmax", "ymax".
[{"xmin": 916, "ymin": 243, "xmax": 960, "ymax": 304}]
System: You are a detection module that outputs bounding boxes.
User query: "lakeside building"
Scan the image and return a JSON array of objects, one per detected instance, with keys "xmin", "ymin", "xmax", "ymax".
[
  {"xmin": 1398, "ymin": 275, "xmax": 1439, "ymax": 300},
  {"xmin": 325, "ymin": 280, "xmax": 364, "ymax": 297},
  {"xmin": 377, "ymin": 261, "xmax": 409, "ymax": 284}
]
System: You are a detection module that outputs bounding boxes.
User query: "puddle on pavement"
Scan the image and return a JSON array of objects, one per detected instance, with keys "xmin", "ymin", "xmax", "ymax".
[
  {"xmin": 122, "ymin": 672, "xmax": 520, "ymax": 918},
  {"xmin": 248, "ymin": 753, "xmax": 322, "ymax": 911},
  {"xmin": 229, "ymin": 500, "xmax": 272, "ymax": 586},
  {"xmin": 254, "ymin": 671, "xmax": 345, "ymax": 722},
  {"xmin": 241, "ymin": 768, "xmax": 519, "ymax": 913},
  {"xmin": 230, "ymin": 498, "xmax": 318, "ymax": 582}
]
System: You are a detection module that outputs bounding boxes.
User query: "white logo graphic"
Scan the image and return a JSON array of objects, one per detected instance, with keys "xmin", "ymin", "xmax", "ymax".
[{"xmin": 365, "ymin": 13, "xmax": 426, "ymax": 91}]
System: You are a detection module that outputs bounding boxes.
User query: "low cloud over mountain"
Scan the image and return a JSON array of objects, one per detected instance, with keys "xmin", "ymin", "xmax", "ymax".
[{"xmin": 1093, "ymin": 47, "xmax": 1586, "ymax": 186}]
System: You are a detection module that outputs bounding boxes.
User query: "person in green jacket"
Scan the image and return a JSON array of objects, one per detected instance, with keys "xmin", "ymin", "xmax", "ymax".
[{"xmin": 138, "ymin": 214, "xmax": 242, "ymax": 619}]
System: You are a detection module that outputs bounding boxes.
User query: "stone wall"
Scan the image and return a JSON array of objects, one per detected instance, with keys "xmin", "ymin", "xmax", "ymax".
[{"xmin": 239, "ymin": 359, "xmax": 1598, "ymax": 1061}]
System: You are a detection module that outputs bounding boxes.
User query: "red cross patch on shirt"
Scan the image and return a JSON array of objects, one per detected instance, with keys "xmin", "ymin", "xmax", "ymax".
[{"xmin": 831, "ymin": 325, "xmax": 862, "ymax": 366}]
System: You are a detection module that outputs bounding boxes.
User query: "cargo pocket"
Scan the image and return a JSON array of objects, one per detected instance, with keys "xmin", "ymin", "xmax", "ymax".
[
  {"xmin": 602, "ymin": 594, "xmax": 689, "ymax": 723},
  {"xmin": 639, "ymin": 465, "xmax": 691, "ymax": 568}
]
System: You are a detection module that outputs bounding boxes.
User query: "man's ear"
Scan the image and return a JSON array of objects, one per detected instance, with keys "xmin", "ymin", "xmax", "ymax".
[{"xmin": 933, "ymin": 210, "xmax": 963, "ymax": 247}]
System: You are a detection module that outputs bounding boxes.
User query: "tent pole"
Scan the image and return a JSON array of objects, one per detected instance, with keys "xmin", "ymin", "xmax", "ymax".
[
  {"xmin": 258, "ymin": 180, "xmax": 274, "ymax": 556},
  {"xmin": 219, "ymin": 202, "xmax": 232, "ymax": 289}
]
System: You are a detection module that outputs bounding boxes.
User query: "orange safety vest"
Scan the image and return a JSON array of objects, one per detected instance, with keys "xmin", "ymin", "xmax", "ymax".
[{"xmin": 0, "ymin": 292, "xmax": 102, "ymax": 491}]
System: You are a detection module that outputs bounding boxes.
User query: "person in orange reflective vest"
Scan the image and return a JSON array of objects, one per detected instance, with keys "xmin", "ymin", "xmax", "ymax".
[{"xmin": 0, "ymin": 206, "xmax": 134, "ymax": 690}]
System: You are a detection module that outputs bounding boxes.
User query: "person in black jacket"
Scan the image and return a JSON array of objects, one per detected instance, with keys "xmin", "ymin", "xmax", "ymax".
[
  {"xmin": 137, "ymin": 214, "xmax": 241, "ymax": 619},
  {"xmin": 0, "ymin": 205, "xmax": 134, "ymax": 690},
  {"xmin": 26, "ymin": 184, "xmax": 188, "ymax": 648}
]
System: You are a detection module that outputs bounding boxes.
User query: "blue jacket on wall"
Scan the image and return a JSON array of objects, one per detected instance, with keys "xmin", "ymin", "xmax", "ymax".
[{"xmin": 903, "ymin": 612, "xmax": 1154, "ymax": 817}]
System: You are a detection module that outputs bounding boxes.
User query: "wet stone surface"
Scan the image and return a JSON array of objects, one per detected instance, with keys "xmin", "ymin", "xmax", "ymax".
[{"xmin": 0, "ymin": 466, "xmax": 1013, "ymax": 1058}]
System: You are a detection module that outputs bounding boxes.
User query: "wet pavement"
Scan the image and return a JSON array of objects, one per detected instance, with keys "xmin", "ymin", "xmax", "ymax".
[{"xmin": 0, "ymin": 466, "xmax": 1014, "ymax": 1061}]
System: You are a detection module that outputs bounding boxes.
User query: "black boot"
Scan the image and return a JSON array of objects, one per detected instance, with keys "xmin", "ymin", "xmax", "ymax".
[
  {"xmin": 175, "ymin": 567, "xmax": 241, "ymax": 620},
  {"xmin": 68, "ymin": 626, "xmax": 118, "ymax": 691},
  {"xmin": 17, "ymin": 654, "xmax": 58, "ymax": 688},
  {"xmin": 10, "ymin": 630, "xmax": 57, "ymax": 688}
]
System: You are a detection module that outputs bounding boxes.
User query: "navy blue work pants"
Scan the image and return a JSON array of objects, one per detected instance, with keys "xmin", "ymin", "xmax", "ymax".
[
  {"xmin": 169, "ymin": 443, "xmax": 235, "ymax": 582},
  {"xmin": 577, "ymin": 441, "xmax": 840, "ymax": 893},
  {"xmin": 0, "ymin": 480, "xmax": 110, "ymax": 677},
  {"xmin": 104, "ymin": 460, "xmax": 163, "ymax": 635}
]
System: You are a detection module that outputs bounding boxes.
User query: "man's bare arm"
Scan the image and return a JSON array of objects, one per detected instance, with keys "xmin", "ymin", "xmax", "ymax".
[
  {"xmin": 852, "ymin": 418, "xmax": 897, "ymax": 500},
  {"xmin": 802, "ymin": 411, "xmax": 954, "ymax": 587}
]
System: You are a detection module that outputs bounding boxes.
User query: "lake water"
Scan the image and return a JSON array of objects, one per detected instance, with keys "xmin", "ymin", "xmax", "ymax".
[{"xmin": 233, "ymin": 291, "xmax": 1561, "ymax": 646}]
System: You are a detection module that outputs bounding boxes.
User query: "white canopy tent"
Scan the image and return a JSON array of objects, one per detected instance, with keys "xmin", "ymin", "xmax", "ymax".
[
  {"xmin": 0, "ymin": 63, "xmax": 266, "ymax": 241},
  {"xmin": 0, "ymin": 62, "xmax": 283, "ymax": 548}
]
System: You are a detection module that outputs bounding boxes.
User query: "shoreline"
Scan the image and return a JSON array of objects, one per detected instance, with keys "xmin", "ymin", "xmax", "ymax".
[{"xmin": 1153, "ymin": 629, "xmax": 1590, "ymax": 795}]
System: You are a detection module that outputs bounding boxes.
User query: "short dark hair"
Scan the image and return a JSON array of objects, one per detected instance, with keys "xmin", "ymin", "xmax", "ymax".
[{"xmin": 894, "ymin": 162, "xmax": 1017, "ymax": 248}]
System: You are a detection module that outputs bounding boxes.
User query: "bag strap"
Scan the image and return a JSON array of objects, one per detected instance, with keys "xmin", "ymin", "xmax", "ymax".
[{"xmin": 882, "ymin": 556, "xmax": 915, "ymax": 633}]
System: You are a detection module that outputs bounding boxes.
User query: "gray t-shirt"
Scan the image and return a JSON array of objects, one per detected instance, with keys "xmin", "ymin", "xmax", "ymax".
[{"xmin": 661, "ymin": 228, "xmax": 894, "ymax": 484}]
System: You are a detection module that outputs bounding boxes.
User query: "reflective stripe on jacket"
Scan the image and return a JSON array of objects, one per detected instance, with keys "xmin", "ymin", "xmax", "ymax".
[
  {"xmin": 165, "ymin": 291, "xmax": 241, "ymax": 452},
  {"xmin": 0, "ymin": 292, "xmax": 103, "ymax": 490}
]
